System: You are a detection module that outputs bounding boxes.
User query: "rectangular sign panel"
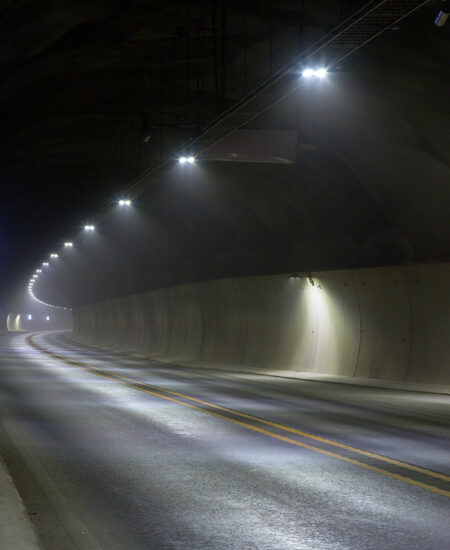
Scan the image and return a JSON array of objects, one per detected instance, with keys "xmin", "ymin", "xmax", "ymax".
[{"xmin": 202, "ymin": 129, "xmax": 298, "ymax": 164}]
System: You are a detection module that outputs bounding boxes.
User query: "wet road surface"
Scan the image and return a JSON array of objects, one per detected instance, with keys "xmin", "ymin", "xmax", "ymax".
[{"xmin": 0, "ymin": 331, "xmax": 449, "ymax": 549}]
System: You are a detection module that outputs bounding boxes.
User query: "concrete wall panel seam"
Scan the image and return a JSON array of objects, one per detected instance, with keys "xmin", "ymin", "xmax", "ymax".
[{"xmin": 72, "ymin": 263, "xmax": 450, "ymax": 386}]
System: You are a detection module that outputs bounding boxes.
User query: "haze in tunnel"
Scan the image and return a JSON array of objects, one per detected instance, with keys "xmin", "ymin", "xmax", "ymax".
[{"xmin": 0, "ymin": 2, "xmax": 449, "ymax": 550}]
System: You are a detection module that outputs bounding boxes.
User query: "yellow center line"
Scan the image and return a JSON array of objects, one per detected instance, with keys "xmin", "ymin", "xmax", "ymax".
[
  {"xmin": 33, "ymin": 337, "xmax": 450, "ymax": 483},
  {"xmin": 27, "ymin": 335, "xmax": 450, "ymax": 498}
]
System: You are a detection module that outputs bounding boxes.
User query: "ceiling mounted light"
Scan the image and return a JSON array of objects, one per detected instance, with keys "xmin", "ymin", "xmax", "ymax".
[
  {"xmin": 50, "ymin": 253, "xmax": 59, "ymax": 258},
  {"xmin": 302, "ymin": 67, "xmax": 328, "ymax": 79},
  {"xmin": 118, "ymin": 199, "xmax": 131, "ymax": 206},
  {"xmin": 179, "ymin": 156, "xmax": 196, "ymax": 164},
  {"xmin": 64, "ymin": 242, "xmax": 73, "ymax": 247},
  {"xmin": 84, "ymin": 225, "xmax": 95, "ymax": 231},
  {"xmin": 302, "ymin": 68, "xmax": 315, "ymax": 78}
]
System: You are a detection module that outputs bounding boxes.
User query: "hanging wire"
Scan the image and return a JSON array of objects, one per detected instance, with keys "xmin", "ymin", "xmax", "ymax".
[
  {"xmin": 200, "ymin": 1, "xmax": 207, "ymax": 127},
  {"xmin": 212, "ymin": 0, "xmax": 220, "ymax": 114},
  {"xmin": 220, "ymin": 0, "xmax": 226, "ymax": 110},
  {"xmin": 243, "ymin": 0, "xmax": 248, "ymax": 90},
  {"xmin": 269, "ymin": 0, "xmax": 273, "ymax": 74},
  {"xmin": 298, "ymin": 0, "xmax": 304, "ymax": 50}
]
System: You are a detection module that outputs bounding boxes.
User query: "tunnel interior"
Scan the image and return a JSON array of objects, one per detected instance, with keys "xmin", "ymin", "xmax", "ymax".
[
  {"xmin": 0, "ymin": 4, "xmax": 449, "ymax": 549},
  {"xmin": 1, "ymin": 1, "xmax": 449, "ymax": 388}
]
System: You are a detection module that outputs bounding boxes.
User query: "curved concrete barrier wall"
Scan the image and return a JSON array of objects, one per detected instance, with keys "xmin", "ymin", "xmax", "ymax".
[{"xmin": 73, "ymin": 263, "xmax": 450, "ymax": 385}]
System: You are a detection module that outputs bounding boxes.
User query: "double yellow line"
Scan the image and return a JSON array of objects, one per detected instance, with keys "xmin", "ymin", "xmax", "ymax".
[{"xmin": 27, "ymin": 334, "xmax": 450, "ymax": 498}]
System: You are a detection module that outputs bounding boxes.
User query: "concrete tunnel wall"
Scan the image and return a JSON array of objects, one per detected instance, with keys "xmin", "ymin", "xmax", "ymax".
[{"xmin": 72, "ymin": 262, "xmax": 450, "ymax": 386}]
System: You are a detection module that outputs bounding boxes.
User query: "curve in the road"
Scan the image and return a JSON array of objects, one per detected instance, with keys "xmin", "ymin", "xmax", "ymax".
[{"xmin": 27, "ymin": 332, "xmax": 450, "ymax": 498}]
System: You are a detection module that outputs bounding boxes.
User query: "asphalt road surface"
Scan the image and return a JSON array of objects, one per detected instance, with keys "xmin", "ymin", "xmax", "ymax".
[{"xmin": 0, "ymin": 331, "xmax": 449, "ymax": 550}]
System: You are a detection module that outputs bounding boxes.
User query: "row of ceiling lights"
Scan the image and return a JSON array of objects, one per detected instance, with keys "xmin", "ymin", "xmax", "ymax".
[
  {"xmin": 27, "ymin": 66, "xmax": 328, "ymax": 310},
  {"xmin": 27, "ymin": 198, "xmax": 136, "ymax": 309}
]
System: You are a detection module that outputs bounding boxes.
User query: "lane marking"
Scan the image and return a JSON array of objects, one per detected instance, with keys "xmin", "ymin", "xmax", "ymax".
[
  {"xmin": 27, "ymin": 334, "xmax": 450, "ymax": 498},
  {"xmin": 37, "ymin": 335, "xmax": 450, "ymax": 484}
]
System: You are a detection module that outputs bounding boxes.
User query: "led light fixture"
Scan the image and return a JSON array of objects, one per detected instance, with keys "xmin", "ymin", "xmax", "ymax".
[
  {"xmin": 179, "ymin": 156, "xmax": 196, "ymax": 164},
  {"xmin": 435, "ymin": 1, "xmax": 449, "ymax": 26},
  {"xmin": 302, "ymin": 68, "xmax": 328, "ymax": 79}
]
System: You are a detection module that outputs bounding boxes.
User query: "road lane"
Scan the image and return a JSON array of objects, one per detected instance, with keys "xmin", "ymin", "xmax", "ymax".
[
  {"xmin": 0, "ymin": 331, "xmax": 449, "ymax": 550},
  {"xmin": 40, "ymin": 331, "xmax": 450, "ymax": 477},
  {"xmin": 26, "ymin": 333, "xmax": 450, "ymax": 496}
]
